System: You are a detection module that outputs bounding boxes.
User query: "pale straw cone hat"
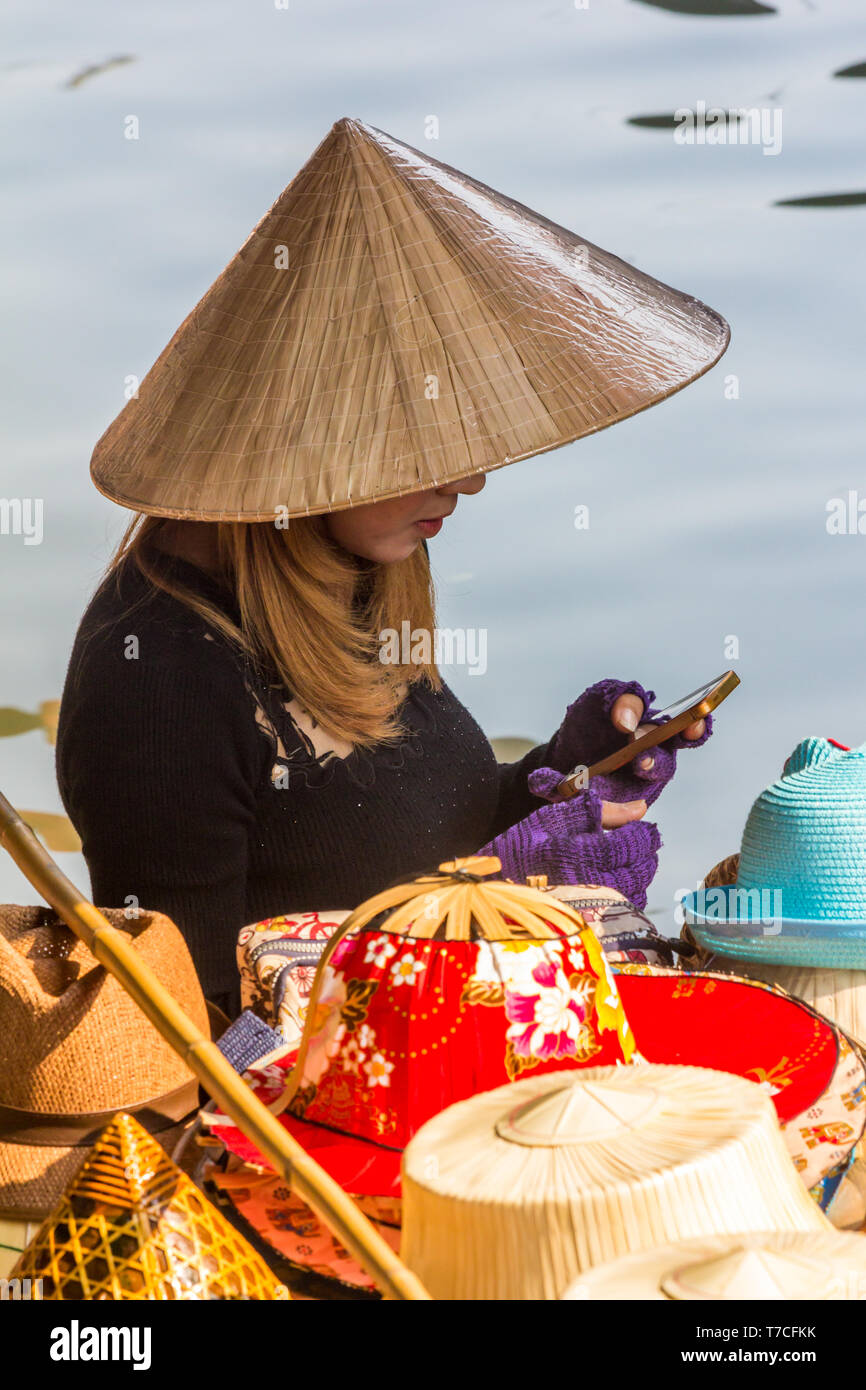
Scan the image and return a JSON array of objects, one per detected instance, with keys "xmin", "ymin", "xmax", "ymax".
[
  {"xmin": 90, "ymin": 117, "xmax": 730, "ymax": 521},
  {"xmin": 400, "ymin": 1063, "xmax": 828, "ymax": 1301},
  {"xmin": 0, "ymin": 905, "xmax": 210, "ymax": 1220},
  {"xmin": 562, "ymin": 1230, "xmax": 866, "ymax": 1301}
]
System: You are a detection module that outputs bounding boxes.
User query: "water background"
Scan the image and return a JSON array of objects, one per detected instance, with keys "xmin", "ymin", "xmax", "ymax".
[{"xmin": 2, "ymin": 0, "xmax": 864, "ymax": 930}]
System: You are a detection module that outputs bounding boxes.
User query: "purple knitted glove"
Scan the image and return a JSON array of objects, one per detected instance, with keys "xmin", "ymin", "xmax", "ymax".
[
  {"xmin": 546, "ymin": 677, "xmax": 713, "ymax": 809},
  {"xmin": 478, "ymin": 767, "xmax": 661, "ymax": 909}
]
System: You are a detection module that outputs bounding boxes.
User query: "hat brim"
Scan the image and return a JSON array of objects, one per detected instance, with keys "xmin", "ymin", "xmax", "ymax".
[
  {"xmin": 681, "ymin": 886, "xmax": 866, "ymax": 968},
  {"xmin": 0, "ymin": 1116, "xmax": 195, "ymax": 1222},
  {"xmin": 616, "ymin": 971, "xmax": 838, "ymax": 1124}
]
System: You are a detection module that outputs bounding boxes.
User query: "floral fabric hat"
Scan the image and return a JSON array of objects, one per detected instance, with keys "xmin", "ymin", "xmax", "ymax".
[{"xmin": 208, "ymin": 858, "xmax": 635, "ymax": 1195}]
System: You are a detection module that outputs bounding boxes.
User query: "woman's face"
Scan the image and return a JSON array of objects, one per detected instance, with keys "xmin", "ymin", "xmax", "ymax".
[{"xmin": 324, "ymin": 474, "xmax": 487, "ymax": 563}]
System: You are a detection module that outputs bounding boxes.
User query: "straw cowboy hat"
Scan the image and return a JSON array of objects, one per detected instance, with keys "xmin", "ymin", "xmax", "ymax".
[
  {"xmin": 561, "ymin": 1230, "xmax": 866, "ymax": 1301},
  {"xmin": 681, "ymin": 737, "xmax": 866, "ymax": 967},
  {"xmin": 398, "ymin": 1065, "xmax": 828, "ymax": 1301},
  {"xmin": 206, "ymin": 858, "xmax": 636, "ymax": 1196},
  {"xmin": 12, "ymin": 1112, "xmax": 288, "ymax": 1300},
  {"xmin": 90, "ymin": 117, "xmax": 730, "ymax": 521},
  {"xmin": 0, "ymin": 904, "xmax": 210, "ymax": 1220}
]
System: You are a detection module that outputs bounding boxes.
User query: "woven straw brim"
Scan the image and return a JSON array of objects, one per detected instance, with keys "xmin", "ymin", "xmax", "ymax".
[
  {"xmin": 400, "ymin": 1063, "xmax": 827, "ymax": 1301},
  {"xmin": 691, "ymin": 856, "xmax": 866, "ymax": 988},
  {"xmin": 562, "ymin": 1230, "xmax": 866, "ymax": 1301},
  {"xmin": 90, "ymin": 117, "xmax": 730, "ymax": 521},
  {"xmin": 0, "ymin": 1117, "xmax": 194, "ymax": 1222}
]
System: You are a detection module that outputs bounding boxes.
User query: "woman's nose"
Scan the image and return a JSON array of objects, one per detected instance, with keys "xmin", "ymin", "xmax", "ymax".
[{"xmin": 436, "ymin": 473, "xmax": 487, "ymax": 497}]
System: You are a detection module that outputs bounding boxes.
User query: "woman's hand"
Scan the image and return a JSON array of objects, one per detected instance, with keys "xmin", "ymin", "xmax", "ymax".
[{"xmin": 547, "ymin": 678, "xmax": 712, "ymax": 810}]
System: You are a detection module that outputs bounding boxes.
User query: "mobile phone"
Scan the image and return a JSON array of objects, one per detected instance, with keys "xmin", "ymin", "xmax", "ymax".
[{"xmin": 555, "ymin": 670, "xmax": 740, "ymax": 798}]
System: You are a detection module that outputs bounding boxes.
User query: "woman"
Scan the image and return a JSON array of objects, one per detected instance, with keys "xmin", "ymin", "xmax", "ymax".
[
  {"xmin": 58, "ymin": 119, "xmax": 726, "ymax": 1015},
  {"xmin": 56, "ymin": 487, "xmax": 707, "ymax": 1017}
]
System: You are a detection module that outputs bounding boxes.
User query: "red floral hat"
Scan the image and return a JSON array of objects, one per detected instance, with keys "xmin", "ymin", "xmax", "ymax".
[{"xmin": 209, "ymin": 858, "xmax": 635, "ymax": 1195}]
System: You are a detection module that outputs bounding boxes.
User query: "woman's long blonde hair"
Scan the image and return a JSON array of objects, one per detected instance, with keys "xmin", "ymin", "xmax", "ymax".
[{"xmin": 107, "ymin": 515, "xmax": 440, "ymax": 746}]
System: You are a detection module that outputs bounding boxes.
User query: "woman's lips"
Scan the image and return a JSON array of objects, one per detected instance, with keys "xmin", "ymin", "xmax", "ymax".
[{"xmin": 414, "ymin": 517, "xmax": 444, "ymax": 537}]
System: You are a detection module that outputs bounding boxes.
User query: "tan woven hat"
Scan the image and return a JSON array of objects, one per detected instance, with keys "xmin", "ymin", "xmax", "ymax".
[
  {"xmin": 0, "ymin": 905, "xmax": 209, "ymax": 1220},
  {"xmin": 400, "ymin": 1063, "xmax": 827, "ymax": 1301},
  {"xmin": 90, "ymin": 117, "xmax": 730, "ymax": 521},
  {"xmin": 562, "ymin": 1230, "xmax": 866, "ymax": 1300}
]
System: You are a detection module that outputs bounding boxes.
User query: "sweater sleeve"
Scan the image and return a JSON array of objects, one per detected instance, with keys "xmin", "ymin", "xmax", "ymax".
[
  {"xmin": 485, "ymin": 737, "xmax": 557, "ymax": 841},
  {"xmin": 56, "ymin": 630, "xmax": 265, "ymax": 1000}
]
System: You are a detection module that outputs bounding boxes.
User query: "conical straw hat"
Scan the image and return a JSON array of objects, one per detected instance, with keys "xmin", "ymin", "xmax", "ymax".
[
  {"xmin": 400, "ymin": 1063, "xmax": 827, "ymax": 1301},
  {"xmin": 12, "ymin": 1113, "xmax": 288, "ymax": 1299},
  {"xmin": 90, "ymin": 118, "xmax": 730, "ymax": 521},
  {"xmin": 562, "ymin": 1230, "xmax": 866, "ymax": 1300}
]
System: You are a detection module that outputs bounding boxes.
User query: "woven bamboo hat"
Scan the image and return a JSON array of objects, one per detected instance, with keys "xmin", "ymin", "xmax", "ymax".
[
  {"xmin": 0, "ymin": 905, "xmax": 209, "ymax": 1220},
  {"xmin": 562, "ymin": 1230, "xmax": 866, "ymax": 1301},
  {"xmin": 399, "ymin": 1064, "xmax": 828, "ymax": 1301},
  {"xmin": 90, "ymin": 117, "xmax": 730, "ymax": 521},
  {"xmin": 12, "ymin": 1113, "xmax": 288, "ymax": 1299}
]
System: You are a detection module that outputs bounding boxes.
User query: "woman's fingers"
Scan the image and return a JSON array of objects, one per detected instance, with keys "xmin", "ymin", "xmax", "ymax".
[
  {"xmin": 682, "ymin": 717, "xmax": 706, "ymax": 741},
  {"xmin": 610, "ymin": 693, "xmax": 644, "ymax": 734},
  {"xmin": 600, "ymin": 799, "xmax": 647, "ymax": 828}
]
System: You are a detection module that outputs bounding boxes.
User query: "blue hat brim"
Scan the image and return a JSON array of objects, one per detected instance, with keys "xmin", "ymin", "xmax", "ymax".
[{"xmin": 681, "ymin": 886, "xmax": 866, "ymax": 968}]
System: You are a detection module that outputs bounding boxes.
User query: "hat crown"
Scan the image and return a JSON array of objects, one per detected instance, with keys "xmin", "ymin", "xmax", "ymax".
[
  {"xmin": 0, "ymin": 906, "xmax": 207, "ymax": 1112},
  {"xmin": 661, "ymin": 1244, "xmax": 831, "ymax": 1301},
  {"xmin": 737, "ymin": 739, "xmax": 866, "ymax": 920},
  {"xmin": 495, "ymin": 1078, "xmax": 661, "ymax": 1147},
  {"xmin": 285, "ymin": 861, "xmax": 634, "ymax": 1154}
]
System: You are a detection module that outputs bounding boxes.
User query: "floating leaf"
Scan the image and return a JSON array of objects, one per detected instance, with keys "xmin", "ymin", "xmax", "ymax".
[
  {"xmin": 39, "ymin": 699, "xmax": 61, "ymax": 745},
  {"xmin": 489, "ymin": 737, "xmax": 538, "ymax": 763},
  {"xmin": 628, "ymin": 110, "xmax": 747, "ymax": 131},
  {"xmin": 18, "ymin": 811, "xmax": 81, "ymax": 854},
  {"xmin": 834, "ymin": 61, "xmax": 866, "ymax": 79},
  {"xmin": 632, "ymin": 0, "xmax": 775, "ymax": 13},
  {"xmin": 65, "ymin": 55, "xmax": 135, "ymax": 89},
  {"xmin": 0, "ymin": 708, "xmax": 42, "ymax": 738},
  {"xmin": 775, "ymin": 191, "xmax": 866, "ymax": 208}
]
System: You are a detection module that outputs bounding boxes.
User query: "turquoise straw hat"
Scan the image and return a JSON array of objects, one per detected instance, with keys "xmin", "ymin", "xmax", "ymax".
[{"xmin": 682, "ymin": 737, "xmax": 866, "ymax": 968}]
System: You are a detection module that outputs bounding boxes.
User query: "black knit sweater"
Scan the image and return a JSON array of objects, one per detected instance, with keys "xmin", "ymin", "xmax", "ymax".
[{"xmin": 55, "ymin": 553, "xmax": 548, "ymax": 1003}]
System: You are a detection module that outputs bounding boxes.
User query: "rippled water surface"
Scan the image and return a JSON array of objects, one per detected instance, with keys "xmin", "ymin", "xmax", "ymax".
[{"xmin": 2, "ymin": 0, "xmax": 864, "ymax": 928}]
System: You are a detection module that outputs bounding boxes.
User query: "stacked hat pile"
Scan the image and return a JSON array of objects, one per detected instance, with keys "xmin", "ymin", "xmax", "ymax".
[
  {"xmin": 205, "ymin": 856, "xmax": 866, "ymax": 1297},
  {"xmin": 682, "ymin": 737, "xmax": 866, "ymax": 1229}
]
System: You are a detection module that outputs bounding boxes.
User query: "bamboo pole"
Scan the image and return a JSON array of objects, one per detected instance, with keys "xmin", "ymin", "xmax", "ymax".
[{"xmin": 0, "ymin": 791, "xmax": 430, "ymax": 1302}]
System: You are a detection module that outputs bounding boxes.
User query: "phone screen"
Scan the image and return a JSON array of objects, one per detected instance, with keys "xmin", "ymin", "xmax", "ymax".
[{"xmin": 648, "ymin": 673, "xmax": 728, "ymax": 723}]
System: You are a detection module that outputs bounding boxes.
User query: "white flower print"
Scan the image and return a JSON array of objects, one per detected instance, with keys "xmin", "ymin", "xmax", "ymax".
[
  {"xmin": 364, "ymin": 935, "xmax": 398, "ymax": 968},
  {"xmin": 390, "ymin": 953, "xmax": 425, "ymax": 987},
  {"xmin": 364, "ymin": 1052, "xmax": 394, "ymax": 1088}
]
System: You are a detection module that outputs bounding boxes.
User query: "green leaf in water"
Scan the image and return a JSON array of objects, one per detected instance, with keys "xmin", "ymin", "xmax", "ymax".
[
  {"xmin": 834, "ymin": 62, "xmax": 866, "ymax": 79},
  {"xmin": 0, "ymin": 708, "xmax": 43, "ymax": 738},
  {"xmin": 489, "ymin": 737, "xmax": 539, "ymax": 763},
  {"xmin": 18, "ymin": 811, "xmax": 81, "ymax": 854},
  {"xmin": 65, "ymin": 55, "xmax": 135, "ymax": 90},
  {"xmin": 775, "ymin": 192, "xmax": 866, "ymax": 208},
  {"xmin": 632, "ymin": 0, "xmax": 775, "ymax": 14}
]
